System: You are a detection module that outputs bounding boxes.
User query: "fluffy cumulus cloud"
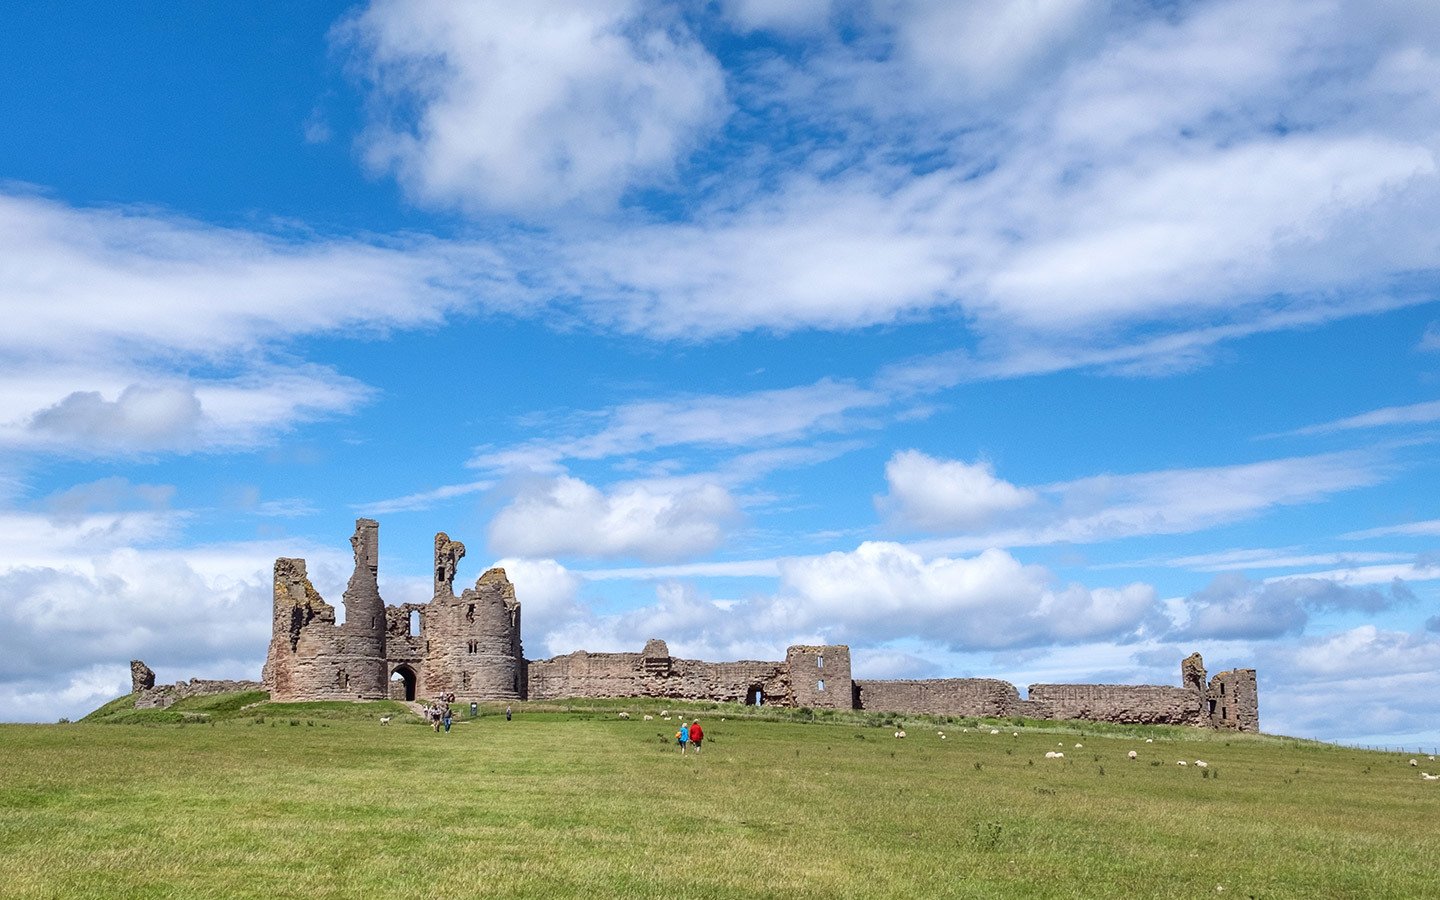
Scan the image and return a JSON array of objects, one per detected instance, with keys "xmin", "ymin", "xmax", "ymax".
[
  {"xmin": 487, "ymin": 474, "xmax": 741, "ymax": 562},
  {"xmin": 771, "ymin": 542, "xmax": 1161, "ymax": 649},
  {"xmin": 340, "ymin": 0, "xmax": 728, "ymax": 214},
  {"xmin": 489, "ymin": 556, "xmax": 587, "ymax": 650},
  {"xmin": 877, "ymin": 450, "xmax": 1036, "ymax": 531},
  {"xmin": 1257, "ymin": 625, "xmax": 1440, "ymax": 743},
  {"xmin": 0, "ymin": 554, "xmax": 272, "ymax": 722},
  {"xmin": 1178, "ymin": 573, "xmax": 1405, "ymax": 640},
  {"xmin": 0, "ymin": 191, "xmax": 484, "ymax": 456},
  {"xmin": 423, "ymin": 0, "xmax": 1440, "ymax": 351}
]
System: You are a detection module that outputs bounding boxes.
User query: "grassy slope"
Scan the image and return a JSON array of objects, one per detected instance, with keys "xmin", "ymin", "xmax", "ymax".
[{"xmin": 4, "ymin": 696, "xmax": 1437, "ymax": 899}]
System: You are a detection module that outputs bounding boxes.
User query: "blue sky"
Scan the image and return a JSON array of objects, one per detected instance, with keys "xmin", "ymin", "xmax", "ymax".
[{"xmin": 2, "ymin": 0, "xmax": 1438, "ymax": 746}]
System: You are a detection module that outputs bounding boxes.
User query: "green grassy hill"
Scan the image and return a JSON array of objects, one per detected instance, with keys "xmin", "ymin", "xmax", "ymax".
[{"xmin": 4, "ymin": 693, "xmax": 1435, "ymax": 898}]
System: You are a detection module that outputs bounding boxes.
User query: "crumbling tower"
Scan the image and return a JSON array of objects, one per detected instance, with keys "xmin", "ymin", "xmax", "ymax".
[
  {"xmin": 418, "ymin": 532, "xmax": 524, "ymax": 701},
  {"xmin": 335, "ymin": 518, "xmax": 389, "ymax": 698},
  {"xmin": 785, "ymin": 645, "xmax": 852, "ymax": 709}
]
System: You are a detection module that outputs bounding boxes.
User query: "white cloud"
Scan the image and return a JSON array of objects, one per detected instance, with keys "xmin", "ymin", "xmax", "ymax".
[
  {"xmin": 877, "ymin": 449, "xmax": 1037, "ymax": 531},
  {"xmin": 908, "ymin": 450, "xmax": 1383, "ymax": 551},
  {"xmin": 1177, "ymin": 573, "xmax": 1404, "ymax": 641},
  {"xmin": 721, "ymin": 0, "xmax": 833, "ymax": 35},
  {"xmin": 357, "ymin": 479, "xmax": 495, "ymax": 515},
  {"xmin": 771, "ymin": 542, "xmax": 1161, "ymax": 650},
  {"xmin": 1259, "ymin": 626, "xmax": 1440, "ymax": 744},
  {"xmin": 471, "ymin": 378, "xmax": 884, "ymax": 471},
  {"xmin": 1283, "ymin": 399, "xmax": 1440, "ymax": 437},
  {"xmin": 489, "ymin": 556, "xmax": 587, "ymax": 654},
  {"xmin": 0, "ymin": 191, "xmax": 479, "ymax": 456},
  {"xmin": 1344, "ymin": 518, "xmax": 1440, "ymax": 539},
  {"xmin": 340, "ymin": 0, "xmax": 728, "ymax": 215},
  {"xmin": 487, "ymin": 474, "xmax": 741, "ymax": 562}
]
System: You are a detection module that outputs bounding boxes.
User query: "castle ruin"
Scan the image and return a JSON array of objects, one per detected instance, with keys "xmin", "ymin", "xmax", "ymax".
[{"xmin": 261, "ymin": 520, "xmax": 1260, "ymax": 731}]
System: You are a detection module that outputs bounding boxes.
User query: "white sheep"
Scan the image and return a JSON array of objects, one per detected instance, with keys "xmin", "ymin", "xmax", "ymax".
[
  {"xmin": 990, "ymin": 729, "xmax": 1000, "ymax": 735},
  {"xmin": 660, "ymin": 709, "xmax": 669, "ymax": 717},
  {"xmin": 379, "ymin": 716, "xmax": 391, "ymax": 726},
  {"xmin": 643, "ymin": 714, "xmax": 654, "ymax": 721},
  {"xmin": 1145, "ymin": 738, "xmax": 1153, "ymax": 743},
  {"xmin": 1127, "ymin": 750, "xmax": 1138, "ymax": 760},
  {"xmin": 617, "ymin": 711, "xmax": 630, "ymax": 719},
  {"xmin": 1074, "ymin": 743, "xmax": 1083, "ymax": 749},
  {"xmin": 1012, "ymin": 732, "xmax": 1019, "ymax": 737},
  {"xmin": 1195, "ymin": 760, "xmax": 1208, "ymax": 768},
  {"xmin": 1411, "ymin": 759, "xmax": 1419, "ymax": 766},
  {"xmin": 1045, "ymin": 750, "xmax": 1064, "ymax": 759},
  {"xmin": 1177, "ymin": 760, "xmax": 1188, "ymax": 766},
  {"xmin": 894, "ymin": 729, "xmax": 907, "ymax": 739},
  {"xmin": 1422, "ymin": 773, "xmax": 1439, "ymax": 781}
]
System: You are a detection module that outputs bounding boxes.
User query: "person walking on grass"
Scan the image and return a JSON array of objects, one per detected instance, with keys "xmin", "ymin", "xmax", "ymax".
[
  {"xmin": 689, "ymin": 720, "xmax": 703, "ymax": 753},
  {"xmin": 442, "ymin": 703, "xmax": 452, "ymax": 733},
  {"xmin": 677, "ymin": 721, "xmax": 690, "ymax": 754}
]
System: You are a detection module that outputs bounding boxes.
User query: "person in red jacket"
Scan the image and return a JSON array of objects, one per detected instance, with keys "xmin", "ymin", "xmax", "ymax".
[{"xmin": 688, "ymin": 720, "xmax": 703, "ymax": 753}]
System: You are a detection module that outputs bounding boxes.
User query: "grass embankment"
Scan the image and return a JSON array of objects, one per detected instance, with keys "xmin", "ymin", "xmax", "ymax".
[{"xmin": 4, "ymin": 694, "xmax": 1437, "ymax": 898}]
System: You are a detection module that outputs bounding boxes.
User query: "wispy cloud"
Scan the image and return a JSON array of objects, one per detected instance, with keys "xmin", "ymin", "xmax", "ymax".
[
  {"xmin": 1279, "ymin": 400, "xmax": 1440, "ymax": 437},
  {"xmin": 356, "ymin": 479, "xmax": 495, "ymax": 516}
]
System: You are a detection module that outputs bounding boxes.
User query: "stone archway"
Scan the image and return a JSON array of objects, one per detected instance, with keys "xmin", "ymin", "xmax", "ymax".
[
  {"xmin": 390, "ymin": 665, "xmax": 417, "ymax": 702},
  {"xmin": 745, "ymin": 685, "xmax": 764, "ymax": 706}
]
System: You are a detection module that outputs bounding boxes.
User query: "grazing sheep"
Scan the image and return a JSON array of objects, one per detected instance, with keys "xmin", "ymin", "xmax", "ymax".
[
  {"xmin": 1195, "ymin": 760, "xmax": 1208, "ymax": 768},
  {"xmin": 1127, "ymin": 751, "xmax": 1138, "ymax": 760},
  {"xmin": 379, "ymin": 716, "xmax": 391, "ymax": 726},
  {"xmin": 1045, "ymin": 751, "xmax": 1064, "ymax": 759},
  {"xmin": 940, "ymin": 734, "xmax": 947, "ymax": 740},
  {"xmin": 894, "ymin": 729, "xmax": 907, "ymax": 739},
  {"xmin": 660, "ymin": 710, "xmax": 669, "ymax": 717},
  {"xmin": 1422, "ymin": 773, "xmax": 1439, "ymax": 781},
  {"xmin": 617, "ymin": 711, "xmax": 630, "ymax": 719},
  {"xmin": 1145, "ymin": 738, "xmax": 1154, "ymax": 743},
  {"xmin": 1012, "ymin": 732, "xmax": 1019, "ymax": 737},
  {"xmin": 1074, "ymin": 743, "xmax": 1083, "ymax": 749},
  {"xmin": 643, "ymin": 714, "xmax": 654, "ymax": 721},
  {"xmin": 990, "ymin": 729, "xmax": 1000, "ymax": 735},
  {"xmin": 1177, "ymin": 760, "xmax": 1188, "ymax": 766},
  {"xmin": 1411, "ymin": 759, "xmax": 1419, "ymax": 766}
]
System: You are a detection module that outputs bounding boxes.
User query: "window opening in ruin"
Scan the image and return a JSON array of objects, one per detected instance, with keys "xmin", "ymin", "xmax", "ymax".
[
  {"xmin": 1222, "ymin": 706, "xmax": 1228, "ymax": 720},
  {"xmin": 461, "ymin": 671, "xmax": 471, "ymax": 688},
  {"xmin": 466, "ymin": 604, "xmax": 475, "ymax": 623},
  {"xmin": 1208, "ymin": 699, "xmax": 1216, "ymax": 716},
  {"xmin": 818, "ymin": 655, "xmax": 824, "ymax": 669},
  {"xmin": 745, "ymin": 686, "xmax": 764, "ymax": 706},
  {"xmin": 390, "ymin": 666, "xmax": 417, "ymax": 702},
  {"xmin": 1220, "ymin": 682, "xmax": 1226, "ymax": 696},
  {"xmin": 818, "ymin": 679, "xmax": 825, "ymax": 692},
  {"xmin": 467, "ymin": 640, "xmax": 478, "ymax": 654},
  {"xmin": 409, "ymin": 609, "xmax": 420, "ymax": 636}
]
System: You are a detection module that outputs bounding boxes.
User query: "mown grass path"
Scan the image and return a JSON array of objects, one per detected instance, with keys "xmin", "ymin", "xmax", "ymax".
[{"xmin": 2, "ymin": 700, "xmax": 1436, "ymax": 898}]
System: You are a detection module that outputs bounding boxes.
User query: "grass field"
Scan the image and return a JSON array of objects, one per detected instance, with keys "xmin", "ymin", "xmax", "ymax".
[{"xmin": 2, "ymin": 694, "xmax": 1437, "ymax": 899}]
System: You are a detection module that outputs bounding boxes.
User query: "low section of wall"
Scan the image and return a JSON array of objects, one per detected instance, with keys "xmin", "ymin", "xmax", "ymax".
[
  {"xmin": 1026, "ymin": 683, "xmax": 1202, "ymax": 725},
  {"xmin": 854, "ymin": 678, "xmax": 1022, "ymax": 717},
  {"xmin": 135, "ymin": 679, "xmax": 265, "ymax": 709},
  {"xmin": 526, "ymin": 651, "xmax": 788, "ymax": 704}
]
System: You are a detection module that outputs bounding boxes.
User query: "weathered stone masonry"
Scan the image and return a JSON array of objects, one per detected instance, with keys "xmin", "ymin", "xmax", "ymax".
[{"xmin": 260, "ymin": 520, "xmax": 1260, "ymax": 731}]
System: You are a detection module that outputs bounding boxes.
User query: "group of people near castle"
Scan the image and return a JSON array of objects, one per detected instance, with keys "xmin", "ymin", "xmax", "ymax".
[
  {"xmin": 426, "ymin": 693, "xmax": 455, "ymax": 732},
  {"xmin": 676, "ymin": 719, "xmax": 703, "ymax": 754}
]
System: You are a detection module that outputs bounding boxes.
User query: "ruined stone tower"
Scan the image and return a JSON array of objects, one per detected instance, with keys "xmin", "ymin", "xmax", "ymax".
[
  {"xmin": 785, "ymin": 645, "xmax": 852, "ymax": 709},
  {"xmin": 263, "ymin": 519, "xmax": 390, "ymax": 701}
]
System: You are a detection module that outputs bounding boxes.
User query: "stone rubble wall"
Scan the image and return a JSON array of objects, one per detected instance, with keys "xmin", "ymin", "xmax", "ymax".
[
  {"xmin": 854, "ymin": 678, "xmax": 1022, "ymax": 717},
  {"xmin": 525, "ymin": 650, "xmax": 790, "ymax": 704},
  {"xmin": 135, "ymin": 677, "xmax": 264, "ymax": 709},
  {"xmin": 1025, "ymin": 683, "xmax": 1204, "ymax": 726}
]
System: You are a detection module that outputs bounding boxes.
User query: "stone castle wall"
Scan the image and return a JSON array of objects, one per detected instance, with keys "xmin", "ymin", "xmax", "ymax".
[
  {"xmin": 525, "ymin": 641, "xmax": 791, "ymax": 705},
  {"xmin": 1024, "ymin": 683, "xmax": 1204, "ymax": 725},
  {"xmin": 256, "ymin": 520, "xmax": 1259, "ymax": 731},
  {"xmin": 854, "ymin": 678, "xmax": 1022, "ymax": 717}
]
